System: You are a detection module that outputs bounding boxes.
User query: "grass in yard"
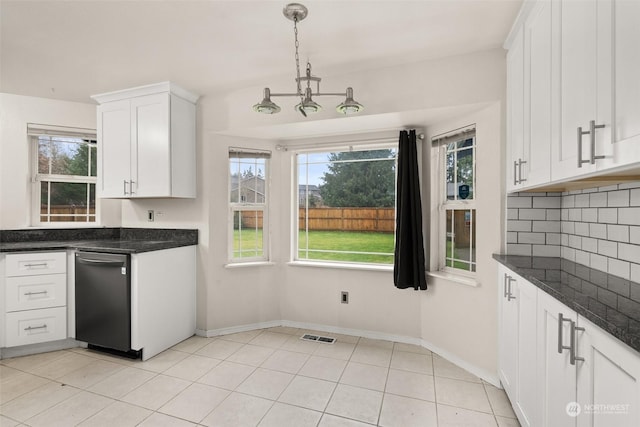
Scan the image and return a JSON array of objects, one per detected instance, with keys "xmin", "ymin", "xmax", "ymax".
[{"xmin": 298, "ymin": 230, "xmax": 394, "ymax": 264}]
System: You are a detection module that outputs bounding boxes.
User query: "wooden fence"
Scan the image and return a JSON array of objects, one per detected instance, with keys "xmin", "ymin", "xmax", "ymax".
[
  {"xmin": 240, "ymin": 208, "xmax": 395, "ymax": 233},
  {"xmin": 42, "ymin": 205, "xmax": 95, "ymax": 222}
]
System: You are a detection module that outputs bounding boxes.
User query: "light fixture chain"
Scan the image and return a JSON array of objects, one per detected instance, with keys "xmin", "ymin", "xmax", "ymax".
[{"xmin": 293, "ymin": 16, "xmax": 304, "ymax": 104}]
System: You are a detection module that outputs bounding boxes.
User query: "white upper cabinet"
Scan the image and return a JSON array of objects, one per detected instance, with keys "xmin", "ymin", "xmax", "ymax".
[
  {"xmin": 506, "ymin": 0, "xmax": 640, "ymax": 188},
  {"xmin": 93, "ymin": 82, "xmax": 198, "ymax": 199}
]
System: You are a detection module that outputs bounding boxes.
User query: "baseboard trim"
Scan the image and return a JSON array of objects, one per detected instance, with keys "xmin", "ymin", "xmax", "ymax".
[
  {"xmin": 195, "ymin": 319, "xmax": 501, "ymax": 387},
  {"xmin": 0, "ymin": 338, "xmax": 81, "ymax": 360}
]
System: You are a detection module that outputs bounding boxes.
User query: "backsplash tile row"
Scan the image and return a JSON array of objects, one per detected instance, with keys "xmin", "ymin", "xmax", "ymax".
[{"xmin": 507, "ymin": 182, "xmax": 640, "ymax": 282}]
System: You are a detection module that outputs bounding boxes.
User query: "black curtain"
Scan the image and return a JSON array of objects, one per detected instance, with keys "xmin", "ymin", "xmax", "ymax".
[{"xmin": 394, "ymin": 130, "xmax": 427, "ymax": 290}]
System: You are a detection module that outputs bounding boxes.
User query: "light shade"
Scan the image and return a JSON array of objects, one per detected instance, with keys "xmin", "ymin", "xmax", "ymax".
[
  {"xmin": 294, "ymin": 87, "xmax": 322, "ymax": 114},
  {"xmin": 336, "ymin": 87, "xmax": 363, "ymax": 115},
  {"xmin": 253, "ymin": 88, "xmax": 281, "ymax": 114}
]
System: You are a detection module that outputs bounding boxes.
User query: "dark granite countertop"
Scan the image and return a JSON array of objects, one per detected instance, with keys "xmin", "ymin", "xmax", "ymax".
[
  {"xmin": 0, "ymin": 228, "xmax": 198, "ymax": 254},
  {"xmin": 493, "ymin": 254, "xmax": 640, "ymax": 354}
]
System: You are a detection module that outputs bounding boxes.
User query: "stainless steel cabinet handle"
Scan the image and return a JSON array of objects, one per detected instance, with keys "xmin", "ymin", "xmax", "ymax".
[
  {"xmin": 24, "ymin": 263, "xmax": 48, "ymax": 268},
  {"xmin": 123, "ymin": 180, "xmax": 129, "ymax": 195},
  {"xmin": 513, "ymin": 161, "xmax": 519, "ymax": 185},
  {"xmin": 518, "ymin": 159, "xmax": 527, "ymax": 183},
  {"xmin": 577, "ymin": 127, "xmax": 591, "ymax": 168},
  {"xmin": 570, "ymin": 321, "xmax": 585, "ymax": 365},
  {"xmin": 24, "ymin": 291, "xmax": 48, "ymax": 296},
  {"xmin": 129, "ymin": 180, "xmax": 136, "ymax": 195},
  {"xmin": 589, "ymin": 120, "xmax": 605, "ymax": 164},
  {"xmin": 506, "ymin": 276, "xmax": 516, "ymax": 301},
  {"xmin": 503, "ymin": 274, "xmax": 509, "ymax": 298},
  {"xmin": 558, "ymin": 313, "xmax": 573, "ymax": 354},
  {"xmin": 24, "ymin": 324, "xmax": 47, "ymax": 331}
]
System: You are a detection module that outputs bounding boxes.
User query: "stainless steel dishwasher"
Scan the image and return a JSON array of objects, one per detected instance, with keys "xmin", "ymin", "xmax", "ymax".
[{"xmin": 75, "ymin": 251, "xmax": 136, "ymax": 356}]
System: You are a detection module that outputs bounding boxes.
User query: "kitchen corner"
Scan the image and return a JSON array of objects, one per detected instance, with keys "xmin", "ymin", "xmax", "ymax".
[{"xmin": 0, "ymin": 227, "xmax": 198, "ymax": 361}]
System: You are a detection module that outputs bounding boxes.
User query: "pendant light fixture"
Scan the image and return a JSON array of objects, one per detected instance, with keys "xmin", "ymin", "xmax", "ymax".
[{"xmin": 253, "ymin": 3, "xmax": 364, "ymax": 117}]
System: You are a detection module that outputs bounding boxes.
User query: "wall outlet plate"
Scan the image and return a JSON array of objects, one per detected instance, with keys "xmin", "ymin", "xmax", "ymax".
[
  {"xmin": 147, "ymin": 210, "xmax": 154, "ymax": 222},
  {"xmin": 341, "ymin": 291, "xmax": 349, "ymax": 304}
]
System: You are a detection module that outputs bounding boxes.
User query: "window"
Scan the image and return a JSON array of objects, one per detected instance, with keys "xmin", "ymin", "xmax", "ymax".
[
  {"xmin": 296, "ymin": 145, "xmax": 397, "ymax": 265},
  {"xmin": 229, "ymin": 148, "xmax": 270, "ymax": 262},
  {"xmin": 30, "ymin": 124, "xmax": 97, "ymax": 224},
  {"xmin": 436, "ymin": 128, "xmax": 476, "ymax": 273}
]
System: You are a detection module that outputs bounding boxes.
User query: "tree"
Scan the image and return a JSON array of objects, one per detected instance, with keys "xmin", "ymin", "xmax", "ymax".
[{"xmin": 319, "ymin": 149, "xmax": 396, "ymax": 207}]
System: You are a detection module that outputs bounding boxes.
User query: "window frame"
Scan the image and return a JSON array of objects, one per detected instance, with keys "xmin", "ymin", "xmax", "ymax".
[
  {"xmin": 292, "ymin": 140, "xmax": 402, "ymax": 268},
  {"xmin": 228, "ymin": 148, "xmax": 271, "ymax": 264},
  {"xmin": 435, "ymin": 128, "xmax": 477, "ymax": 277},
  {"xmin": 30, "ymin": 125, "xmax": 98, "ymax": 226}
]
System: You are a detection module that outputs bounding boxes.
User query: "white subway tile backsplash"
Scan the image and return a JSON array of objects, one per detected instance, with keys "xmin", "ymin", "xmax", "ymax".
[
  {"xmin": 519, "ymin": 209, "xmax": 547, "ymax": 220},
  {"xmin": 609, "ymin": 258, "xmax": 631, "ymax": 280},
  {"xmin": 507, "ymin": 182, "xmax": 640, "ymax": 281},
  {"xmin": 607, "ymin": 224, "xmax": 630, "ymax": 243},
  {"xmin": 598, "ymin": 208, "xmax": 618, "ymax": 224},
  {"xmin": 575, "ymin": 194, "xmax": 590, "ymax": 207},
  {"xmin": 608, "ymin": 190, "xmax": 630, "ymax": 207},
  {"xmin": 589, "ymin": 192, "xmax": 608, "ymax": 207},
  {"xmin": 619, "ymin": 208, "xmax": 640, "ymax": 225},
  {"xmin": 590, "ymin": 223, "xmax": 607, "ymax": 239},
  {"xmin": 598, "ymin": 240, "xmax": 618, "ymax": 258},
  {"xmin": 618, "ymin": 243, "xmax": 640, "ymax": 263}
]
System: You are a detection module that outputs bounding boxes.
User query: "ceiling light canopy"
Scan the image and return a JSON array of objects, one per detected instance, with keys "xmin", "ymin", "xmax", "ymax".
[{"xmin": 253, "ymin": 3, "xmax": 363, "ymax": 117}]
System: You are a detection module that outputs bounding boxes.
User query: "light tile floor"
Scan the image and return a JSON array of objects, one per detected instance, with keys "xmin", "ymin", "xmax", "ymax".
[{"xmin": 0, "ymin": 327, "xmax": 521, "ymax": 426}]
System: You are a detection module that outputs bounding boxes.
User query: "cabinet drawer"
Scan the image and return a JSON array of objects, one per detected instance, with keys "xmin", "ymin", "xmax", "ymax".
[
  {"xmin": 5, "ymin": 274, "xmax": 66, "ymax": 312},
  {"xmin": 5, "ymin": 307, "xmax": 67, "ymax": 347},
  {"xmin": 6, "ymin": 252, "xmax": 66, "ymax": 277}
]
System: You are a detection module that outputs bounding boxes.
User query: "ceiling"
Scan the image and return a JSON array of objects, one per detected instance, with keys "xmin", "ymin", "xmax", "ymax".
[{"xmin": 0, "ymin": 0, "xmax": 522, "ymax": 105}]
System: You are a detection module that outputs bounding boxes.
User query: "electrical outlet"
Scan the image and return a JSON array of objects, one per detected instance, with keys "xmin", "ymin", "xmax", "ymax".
[
  {"xmin": 147, "ymin": 210, "xmax": 154, "ymax": 222},
  {"xmin": 341, "ymin": 291, "xmax": 349, "ymax": 304}
]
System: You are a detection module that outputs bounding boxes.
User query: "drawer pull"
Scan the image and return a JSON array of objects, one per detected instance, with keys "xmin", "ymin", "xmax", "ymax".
[
  {"xmin": 24, "ymin": 324, "xmax": 47, "ymax": 331},
  {"xmin": 24, "ymin": 291, "xmax": 48, "ymax": 296},
  {"xmin": 24, "ymin": 263, "xmax": 48, "ymax": 268}
]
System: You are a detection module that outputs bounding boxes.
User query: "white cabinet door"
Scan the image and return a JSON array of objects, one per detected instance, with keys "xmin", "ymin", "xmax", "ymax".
[
  {"xmin": 98, "ymin": 99, "xmax": 131, "ymax": 198},
  {"xmin": 131, "ymin": 93, "xmax": 171, "ymax": 198},
  {"xmin": 498, "ymin": 265, "xmax": 519, "ymax": 398},
  {"xmin": 552, "ymin": 0, "xmax": 599, "ymax": 180},
  {"xmin": 515, "ymin": 276, "xmax": 538, "ymax": 427},
  {"xmin": 507, "ymin": 28, "xmax": 525, "ymax": 192},
  {"xmin": 537, "ymin": 289, "xmax": 577, "ymax": 427},
  {"xmin": 601, "ymin": 0, "xmax": 640, "ymax": 170},
  {"xmin": 523, "ymin": 0, "xmax": 552, "ymax": 188},
  {"xmin": 576, "ymin": 316, "xmax": 640, "ymax": 427}
]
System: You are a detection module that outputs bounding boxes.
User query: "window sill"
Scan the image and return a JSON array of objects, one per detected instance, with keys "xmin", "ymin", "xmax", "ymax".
[
  {"xmin": 225, "ymin": 261, "xmax": 276, "ymax": 269},
  {"xmin": 427, "ymin": 270, "xmax": 479, "ymax": 287},
  {"xmin": 288, "ymin": 260, "xmax": 393, "ymax": 273}
]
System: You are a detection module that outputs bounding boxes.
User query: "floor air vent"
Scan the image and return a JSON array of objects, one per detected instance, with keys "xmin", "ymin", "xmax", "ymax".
[{"xmin": 301, "ymin": 334, "xmax": 336, "ymax": 344}]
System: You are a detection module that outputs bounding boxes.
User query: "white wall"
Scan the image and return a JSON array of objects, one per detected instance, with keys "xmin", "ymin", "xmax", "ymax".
[{"xmin": 0, "ymin": 93, "xmax": 120, "ymax": 229}]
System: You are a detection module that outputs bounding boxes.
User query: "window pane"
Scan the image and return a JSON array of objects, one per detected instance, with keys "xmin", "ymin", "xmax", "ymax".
[
  {"xmin": 40, "ymin": 182, "xmax": 95, "ymax": 222},
  {"xmin": 38, "ymin": 136, "xmax": 94, "ymax": 177},
  {"xmin": 230, "ymin": 157, "xmax": 266, "ymax": 204},
  {"xmin": 446, "ymin": 151, "xmax": 455, "ymax": 200},
  {"xmin": 90, "ymin": 145, "xmax": 97, "ymax": 177},
  {"xmin": 297, "ymin": 148, "xmax": 396, "ymax": 264},
  {"xmin": 445, "ymin": 209, "xmax": 476, "ymax": 272},
  {"xmin": 233, "ymin": 210, "xmax": 264, "ymax": 258},
  {"xmin": 457, "ymin": 147, "xmax": 474, "ymax": 200}
]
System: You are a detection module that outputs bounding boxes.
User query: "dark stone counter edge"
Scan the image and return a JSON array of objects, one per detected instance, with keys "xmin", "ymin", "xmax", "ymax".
[
  {"xmin": 0, "ymin": 240, "xmax": 197, "ymax": 254},
  {"xmin": 493, "ymin": 254, "xmax": 640, "ymax": 354}
]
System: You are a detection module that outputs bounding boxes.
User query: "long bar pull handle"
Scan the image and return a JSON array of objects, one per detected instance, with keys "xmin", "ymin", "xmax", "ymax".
[
  {"xmin": 507, "ymin": 276, "xmax": 516, "ymax": 301},
  {"xmin": 24, "ymin": 263, "xmax": 48, "ymax": 268},
  {"xmin": 518, "ymin": 159, "xmax": 527, "ymax": 183},
  {"xmin": 577, "ymin": 127, "xmax": 591, "ymax": 168},
  {"xmin": 24, "ymin": 291, "xmax": 48, "ymax": 296},
  {"xmin": 24, "ymin": 324, "xmax": 47, "ymax": 331},
  {"xmin": 590, "ymin": 120, "xmax": 605, "ymax": 164},
  {"xmin": 558, "ymin": 313, "xmax": 573, "ymax": 354},
  {"xmin": 570, "ymin": 321, "xmax": 586, "ymax": 365},
  {"xmin": 503, "ymin": 274, "xmax": 509, "ymax": 298},
  {"xmin": 129, "ymin": 180, "xmax": 136, "ymax": 195},
  {"xmin": 123, "ymin": 180, "xmax": 129, "ymax": 195},
  {"xmin": 513, "ymin": 161, "xmax": 519, "ymax": 185}
]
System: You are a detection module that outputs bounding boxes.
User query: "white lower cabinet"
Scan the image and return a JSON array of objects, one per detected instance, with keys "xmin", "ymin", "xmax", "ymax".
[
  {"xmin": 499, "ymin": 264, "xmax": 640, "ymax": 427},
  {"xmin": 2, "ymin": 252, "xmax": 68, "ymax": 348}
]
